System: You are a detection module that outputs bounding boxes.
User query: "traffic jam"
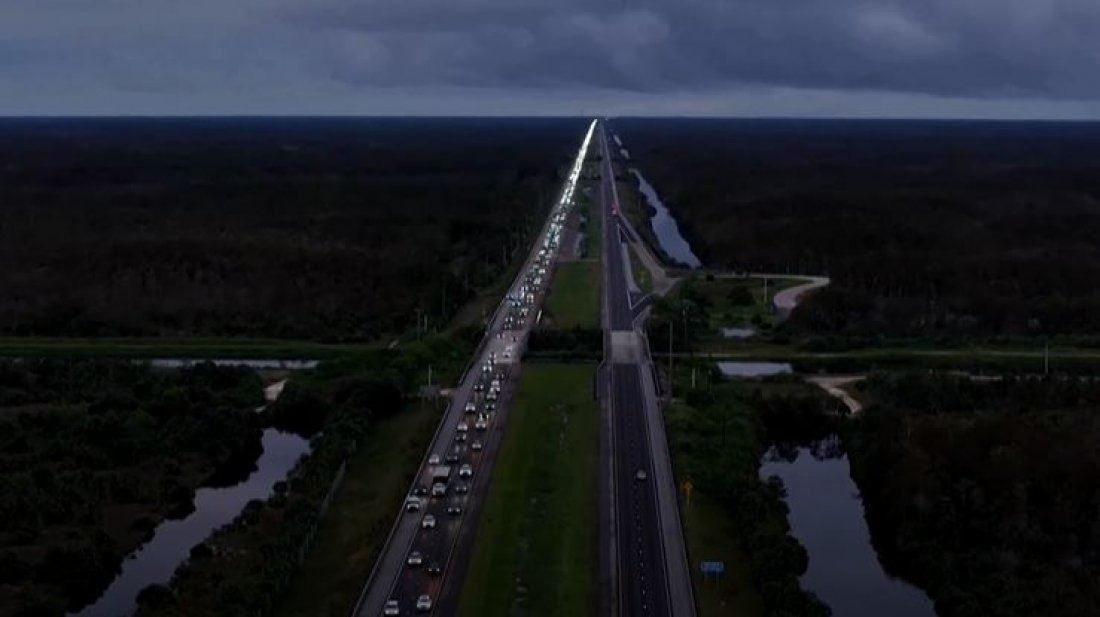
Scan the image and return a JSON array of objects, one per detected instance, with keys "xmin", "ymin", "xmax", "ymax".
[{"xmin": 382, "ymin": 120, "xmax": 597, "ymax": 616}]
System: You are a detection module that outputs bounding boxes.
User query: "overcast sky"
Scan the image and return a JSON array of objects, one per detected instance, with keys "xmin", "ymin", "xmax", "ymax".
[{"xmin": 3, "ymin": 0, "xmax": 1100, "ymax": 117}]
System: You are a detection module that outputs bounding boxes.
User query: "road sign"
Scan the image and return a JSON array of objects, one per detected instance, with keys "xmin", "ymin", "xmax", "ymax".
[{"xmin": 700, "ymin": 561, "xmax": 725, "ymax": 575}]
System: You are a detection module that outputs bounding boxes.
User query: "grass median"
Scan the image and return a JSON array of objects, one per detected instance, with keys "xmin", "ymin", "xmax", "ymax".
[
  {"xmin": 458, "ymin": 362, "xmax": 599, "ymax": 617},
  {"xmin": 544, "ymin": 261, "xmax": 600, "ymax": 329}
]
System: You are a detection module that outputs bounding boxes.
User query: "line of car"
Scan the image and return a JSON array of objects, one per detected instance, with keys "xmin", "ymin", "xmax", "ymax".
[{"xmin": 377, "ymin": 121, "xmax": 596, "ymax": 616}]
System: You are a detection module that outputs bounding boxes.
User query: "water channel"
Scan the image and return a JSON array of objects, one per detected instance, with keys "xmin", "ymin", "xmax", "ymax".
[
  {"xmin": 611, "ymin": 132, "xmax": 702, "ymax": 269},
  {"xmin": 628, "ymin": 168, "xmax": 702, "ymax": 269},
  {"xmin": 74, "ymin": 428, "xmax": 311, "ymax": 617},
  {"xmin": 761, "ymin": 441, "xmax": 936, "ymax": 617}
]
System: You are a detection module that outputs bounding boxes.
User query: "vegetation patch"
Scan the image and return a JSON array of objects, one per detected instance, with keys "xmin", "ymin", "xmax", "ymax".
[
  {"xmin": 617, "ymin": 119, "xmax": 1100, "ymax": 338},
  {"xmin": 136, "ymin": 337, "xmax": 471, "ymax": 617},
  {"xmin": 0, "ymin": 118, "xmax": 585, "ymax": 341},
  {"xmin": 0, "ymin": 360, "xmax": 264, "ymax": 616},
  {"xmin": 458, "ymin": 363, "xmax": 599, "ymax": 617},
  {"xmin": 845, "ymin": 372, "xmax": 1100, "ymax": 617},
  {"xmin": 664, "ymin": 367, "xmax": 835, "ymax": 616},
  {"xmin": 544, "ymin": 261, "xmax": 600, "ymax": 330}
]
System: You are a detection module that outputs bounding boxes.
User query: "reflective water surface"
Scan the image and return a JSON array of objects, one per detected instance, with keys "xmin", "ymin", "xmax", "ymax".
[
  {"xmin": 761, "ymin": 442, "xmax": 936, "ymax": 617},
  {"xmin": 74, "ymin": 429, "xmax": 310, "ymax": 617}
]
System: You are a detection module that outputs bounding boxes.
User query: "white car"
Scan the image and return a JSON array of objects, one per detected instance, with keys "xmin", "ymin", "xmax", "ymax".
[
  {"xmin": 457, "ymin": 421, "xmax": 468, "ymax": 432},
  {"xmin": 428, "ymin": 454, "xmax": 441, "ymax": 465},
  {"xmin": 431, "ymin": 483, "xmax": 447, "ymax": 498},
  {"xmin": 407, "ymin": 551, "xmax": 423, "ymax": 567},
  {"xmin": 465, "ymin": 401, "xmax": 476, "ymax": 413},
  {"xmin": 421, "ymin": 514, "xmax": 436, "ymax": 529},
  {"xmin": 383, "ymin": 599, "xmax": 400, "ymax": 616},
  {"xmin": 459, "ymin": 464, "xmax": 473, "ymax": 479},
  {"xmin": 471, "ymin": 441, "xmax": 483, "ymax": 452},
  {"xmin": 405, "ymin": 497, "xmax": 421, "ymax": 512},
  {"xmin": 475, "ymin": 419, "xmax": 487, "ymax": 431},
  {"xmin": 416, "ymin": 595, "xmax": 432, "ymax": 612}
]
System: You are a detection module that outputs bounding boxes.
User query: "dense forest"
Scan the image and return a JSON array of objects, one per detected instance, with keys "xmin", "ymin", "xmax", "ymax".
[
  {"xmin": 845, "ymin": 372, "xmax": 1100, "ymax": 616},
  {"xmin": 613, "ymin": 119, "xmax": 1100, "ymax": 338},
  {"xmin": 0, "ymin": 117, "xmax": 585, "ymax": 340},
  {"xmin": 0, "ymin": 360, "xmax": 264, "ymax": 615}
]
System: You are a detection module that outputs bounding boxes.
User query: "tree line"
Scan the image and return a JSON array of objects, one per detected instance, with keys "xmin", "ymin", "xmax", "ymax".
[
  {"xmin": 845, "ymin": 372, "xmax": 1100, "ymax": 616},
  {"xmin": 614, "ymin": 119, "xmax": 1100, "ymax": 338},
  {"xmin": 0, "ymin": 118, "xmax": 587, "ymax": 341}
]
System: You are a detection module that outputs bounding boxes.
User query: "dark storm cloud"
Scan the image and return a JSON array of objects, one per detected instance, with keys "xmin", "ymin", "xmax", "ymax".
[
  {"xmin": 286, "ymin": 0, "xmax": 1100, "ymax": 99},
  {"xmin": 1, "ymin": 0, "xmax": 1099, "ymax": 114}
]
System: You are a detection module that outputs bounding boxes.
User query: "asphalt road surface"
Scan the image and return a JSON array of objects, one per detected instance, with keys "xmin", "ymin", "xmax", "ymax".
[
  {"xmin": 352, "ymin": 120, "xmax": 597, "ymax": 617},
  {"xmin": 598, "ymin": 121, "xmax": 696, "ymax": 617}
]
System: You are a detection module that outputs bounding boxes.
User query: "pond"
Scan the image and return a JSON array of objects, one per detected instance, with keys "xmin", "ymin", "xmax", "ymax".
[
  {"xmin": 73, "ymin": 429, "xmax": 311, "ymax": 617},
  {"xmin": 760, "ymin": 440, "xmax": 936, "ymax": 617},
  {"xmin": 716, "ymin": 361, "xmax": 792, "ymax": 377},
  {"xmin": 627, "ymin": 168, "xmax": 702, "ymax": 269}
]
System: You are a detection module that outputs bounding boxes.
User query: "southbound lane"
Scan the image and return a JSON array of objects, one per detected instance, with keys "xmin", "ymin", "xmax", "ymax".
[{"xmin": 599, "ymin": 122, "xmax": 674, "ymax": 617}]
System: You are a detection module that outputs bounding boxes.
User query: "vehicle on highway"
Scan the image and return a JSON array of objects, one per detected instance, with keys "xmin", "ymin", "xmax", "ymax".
[
  {"xmin": 635, "ymin": 469, "xmax": 648, "ymax": 481},
  {"xmin": 405, "ymin": 497, "xmax": 421, "ymax": 512},
  {"xmin": 383, "ymin": 599, "xmax": 400, "ymax": 616},
  {"xmin": 446, "ymin": 505, "xmax": 463, "ymax": 516},
  {"xmin": 445, "ymin": 452, "xmax": 460, "ymax": 464},
  {"xmin": 459, "ymin": 464, "xmax": 473, "ymax": 479},
  {"xmin": 412, "ymin": 484, "xmax": 429, "ymax": 497},
  {"xmin": 416, "ymin": 595, "xmax": 432, "ymax": 612},
  {"xmin": 428, "ymin": 454, "xmax": 441, "ymax": 465},
  {"xmin": 455, "ymin": 432, "xmax": 467, "ymax": 443},
  {"xmin": 426, "ymin": 562, "xmax": 441, "ymax": 576},
  {"xmin": 431, "ymin": 482, "xmax": 447, "ymax": 498},
  {"xmin": 471, "ymin": 440, "xmax": 483, "ymax": 452},
  {"xmin": 421, "ymin": 514, "xmax": 436, "ymax": 529},
  {"xmin": 475, "ymin": 418, "xmax": 487, "ymax": 431},
  {"xmin": 486, "ymin": 390, "xmax": 497, "ymax": 401},
  {"xmin": 455, "ymin": 483, "xmax": 469, "ymax": 495},
  {"xmin": 485, "ymin": 402, "xmax": 496, "ymax": 412},
  {"xmin": 465, "ymin": 400, "xmax": 477, "ymax": 411},
  {"xmin": 407, "ymin": 551, "xmax": 423, "ymax": 567},
  {"xmin": 457, "ymin": 421, "xmax": 468, "ymax": 432}
]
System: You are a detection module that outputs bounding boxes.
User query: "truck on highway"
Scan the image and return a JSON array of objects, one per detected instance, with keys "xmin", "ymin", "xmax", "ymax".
[{"xmin": 428, "ymin": 465, "xmax": 452, "ymax": 485}]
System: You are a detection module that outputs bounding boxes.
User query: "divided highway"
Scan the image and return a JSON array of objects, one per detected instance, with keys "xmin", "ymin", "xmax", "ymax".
[
  {"xmin": 598, "ymin": 121, "xmax": 696, "ymax": 617},
  {"xmin": 352, "ymin": 119, "xmax": 597, "ymax": 617}
]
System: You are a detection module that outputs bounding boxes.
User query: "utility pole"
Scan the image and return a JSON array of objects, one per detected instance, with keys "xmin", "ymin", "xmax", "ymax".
[{"xmin": 668, "ymin": 320, "xmax": 674, "ymax": 402}]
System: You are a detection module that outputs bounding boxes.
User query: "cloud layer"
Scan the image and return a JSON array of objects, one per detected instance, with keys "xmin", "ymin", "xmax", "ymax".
[{"xmin": 2, "ymin": 0, "xmax": 1100, "ymax": 116}]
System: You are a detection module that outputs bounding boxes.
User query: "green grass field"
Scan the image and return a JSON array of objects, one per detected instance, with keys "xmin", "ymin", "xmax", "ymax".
[
  {"xmin": 664, "ymin": 398, "xmax": 767, "ymax": 616},
  {"xmin": 545, "ymin": 261, "xmax": 600, "ymax": 329},
  {"xmin": 683, "ymin": 494, "xmax": 765, "ymax": 616},
  {"xmin": 682, "ymin": 276, "xmax": 804, "ymax": 335},
  {"xmin": 0, "ymin": 336, "xmax": 374, "ymax": 359},
  {"xmin": 275, "ymin": 401, "xmax": 444, "ymax": 617},
  {"xmin": 458, "ymin": 363, "xmax": 599, "ymax": 617}
]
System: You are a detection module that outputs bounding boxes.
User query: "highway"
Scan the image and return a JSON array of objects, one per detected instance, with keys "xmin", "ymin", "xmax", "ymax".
[
  {"xmin": 598, "ymin": 121, "xmax": 696, "ymax": 617},
  {"xmin": 352, "ymin": 119, "xmax": 597, "ymax": 617}
]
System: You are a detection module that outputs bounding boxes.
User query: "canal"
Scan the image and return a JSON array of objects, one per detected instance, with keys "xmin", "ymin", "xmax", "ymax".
[
  {"xmin": 74, "ymin": 428, "xmax": 310, "ymax": 617},
  {"xmin": 761, "ymin": 439, "xmax": 936, "ymax": 617}
]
